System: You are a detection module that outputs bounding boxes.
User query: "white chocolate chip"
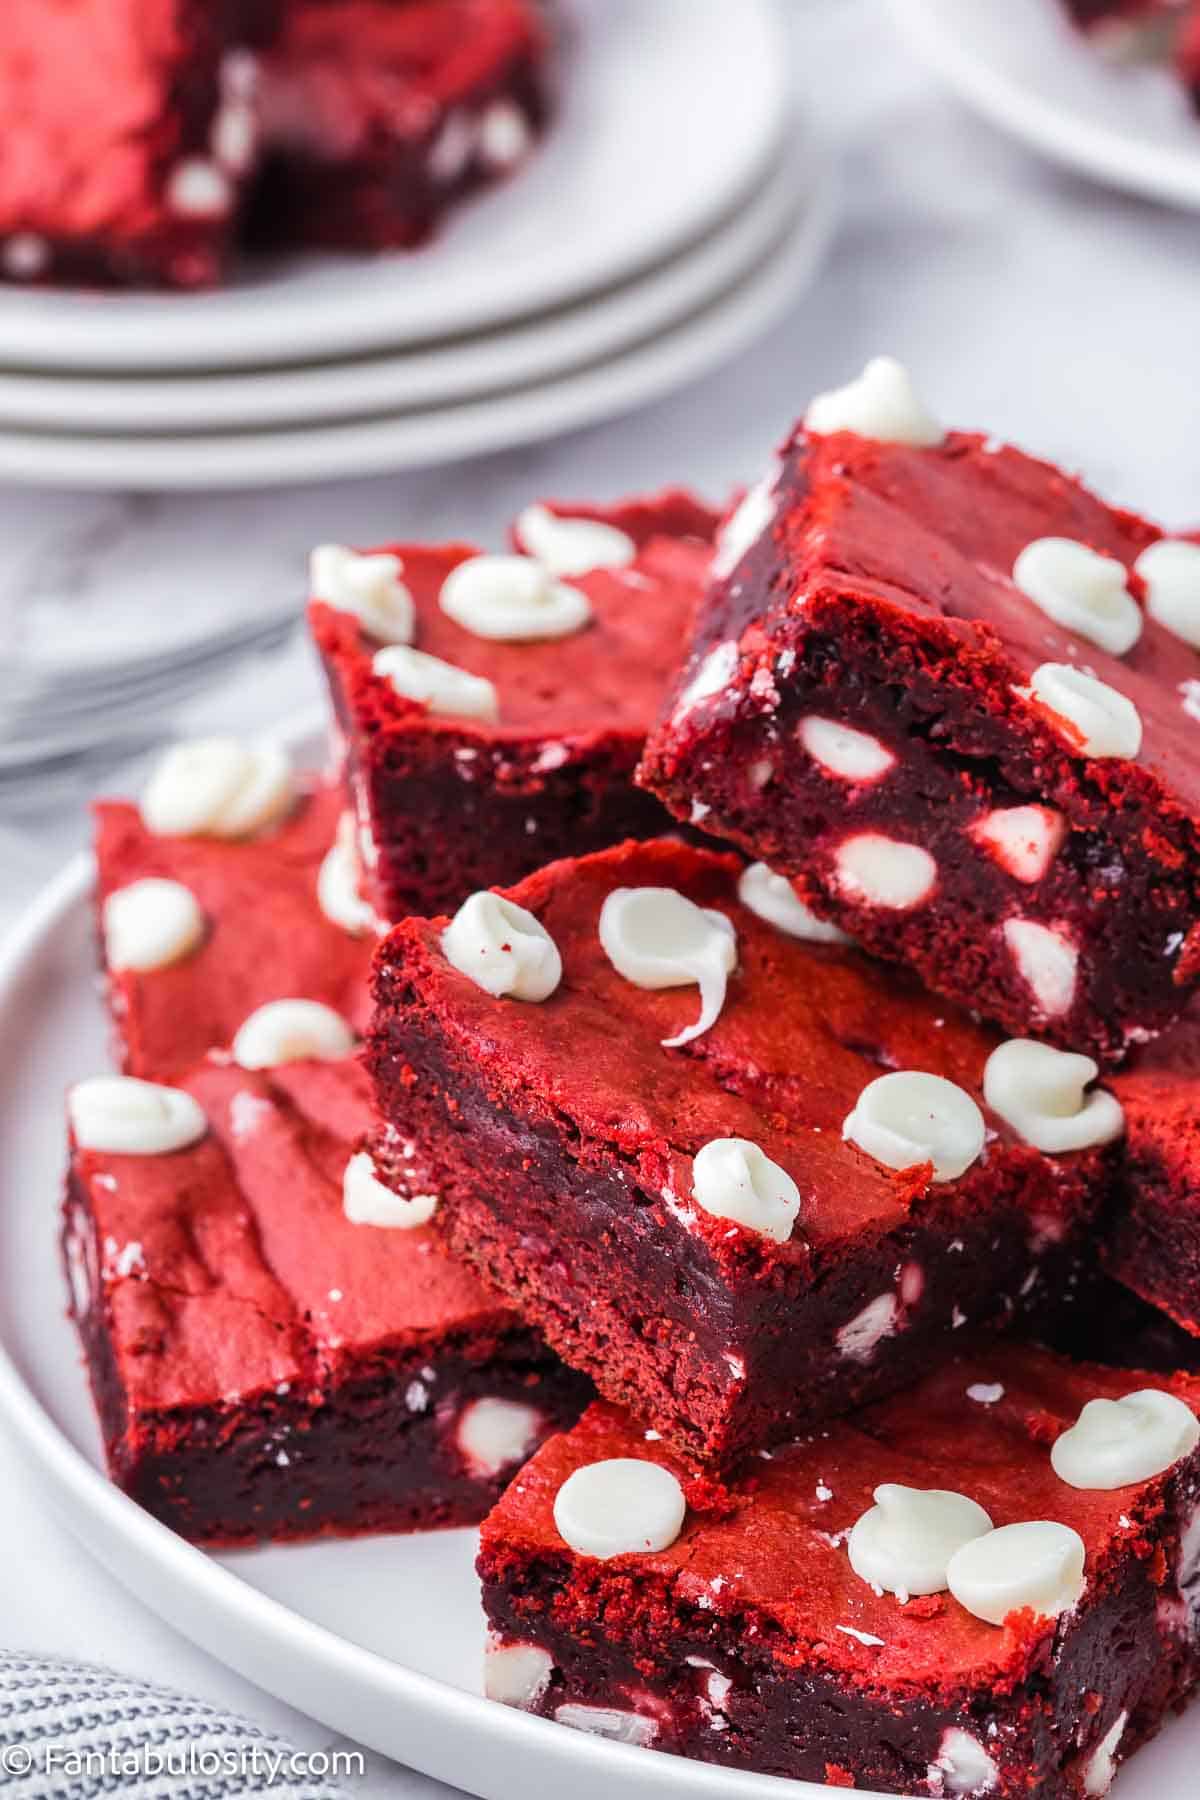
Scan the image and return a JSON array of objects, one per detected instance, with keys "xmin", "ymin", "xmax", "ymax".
[
  {"xmin": 672, "ymin": 640, "xmax": 738, "ymax": 720},
  {"xmin": 1021, "ymin": 664, "xmax": 1142, "ymax": 759},
  {"xmin": 220, "ymin": 49, "xmax": 259, "ymax": 100},
  {"xmin": 515, "ymin": 503, "xmax": 635, "ymax": 577},
  {"xmin": 1051, "ymin": 1390, "xmax": 1199, "ymax": 1490},
  {"xmin": 429, "ymin": 110, "xmax": 477, "ymax": 183},
  {"xmin": 799, "ymin": 716, "xmax": 895, "ymax": 783},
  {"xmin": 166, "ymin": 157, "xmax": 232, "ymax": 217},
  {"xmin": 553, "ymin": 1458, "xmax": 686, "ymax": 1560},
  {"xmin": 211, "ymin": 98, "xmax": 257, "ymax": 173},
  {"xmin": 843, "ymin": 1071, "xmax": 985, "ymax": 1182},
  {"xmin": 946, "ymin": 1520, "xmax": 1085, "ymax": 1625},
  {"xmin": 737, "ymin": 862, "xmax": 850, "ymax": 944},
  {"xmin": 457, "ymin": 1397, "xmax": 542, "ymax": 1477},
  {"xmin": 232, "ymin": 999, "xmax": 355, "ymax": 1069},
  {"xmin": 837, "ymin": 1292, "xmax": 901, "ymax": 1362},
  {"xmin": 598, "ymin": 886, "xmax": 737, "ymax": 1048},
  {"xmin": 310, "ymin": 544, "xmax": 414, "ymax": 644},
  {"xmin": 1002, "ymin": 919, "xmax": 1078, "ymax": 1019},
  {"xmin": 342, "ymin": 1150, "xmax": 436, "ymax": 1228},
  {"xmin": 930, "ymin": 1729, "xmax": 999, "ymax": 1796},
  {"xmin": 969, "ymin": 806, "xmax": 1065, "ymax": 885},
  {"xmin": 711, "ymin": 470, "xmax": 777, "ymax": 580},
  {"xmin": 484, "ymin": 1641, "xmax": 553, "ymax": 1708},
  {"xmin": 103, "ymin": 879, "xmax": 204, "ymax": 973},
  {"xmin": 2, "ymin": 232, "xmax": 49, "ymax": 279},
  {"xmin": 69, "ymin": 1077, "xmax": 207, "ymax": 1156},
  {"xmin": 140, "ymin": 737, "xmax": 294, "ymax": 840},
  {"xmin": 372, "ymin": 644, "xmax": 499, "ymax": 721},
  {"xmin": 440, "ymin": 554, "xmax": 590, "ymax": 641},
  {"xmin": 983, "ymin": 1040, "xmax": 1123, "ymax": 1153},
  {"xmin": 834, "ymin": 834, "xmax": 937, "ymax": 910},
  {"xmin": 1137, "ymin": 539, "xmax": 1200, "ymax": 649},
  {"xmin": 479, "ymin": 99, "xmax": 532, "ymax": 169},
  {"xmin": 848, "ymin": 1484, "xmax": 994, "ymax": 1598},
  {"xmin": 554, "ymin": 1706, "xmax": 658, "ymax": 1747},
  {"xmin": 1013, "ymin": 539, "xmax": 1142, "ymax": 656},
  {"xmin": 691, "ymin": 1137, "xmax": 801, "ymax": 1243},
  {"xmin": 317, "ymin": 813, "xmax": 379, "ymax": 937},
  {"xmin": 442, "ymin": 891, "xmax": 562, "ymax": 1002},
  {"xmin": 1082, "ymin": 1713, "xmax": 1127, "ymax": 1797},
  {"xmin": 805, "ymin": 356, "xmax": 943, "ymax": 447}
]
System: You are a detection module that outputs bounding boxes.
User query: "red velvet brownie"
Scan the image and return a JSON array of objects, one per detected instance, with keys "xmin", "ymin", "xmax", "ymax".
[
  {"xmin": 252, "ymin": 0, "xmax": 550, "ymax": 251},
  {"xmin": 367, "ymin": 836, "xmax": 1119, "ymax": 1472},
  {"xmin": 639, "ymin": 360, "xmax": 1200, "ymax": 1063},
  {"xmin": 479, "ymin": 1343, "xmax": 1200, "ymax": 1794},
  {"xmin": 310, "ymin": 490, "xmax": 720, "ymax": 921},
  {"xmin": 0, "ymin": 1, "xmax": 262, "ymax": 289},
  {"xmin": 72, "ymin": 741, "xmax": 587, "ymax": 1541},
  {"xmin": 1102, "ymin": 1007, "xmax": 1200, "ymax": 1339},
  {"xmin": 94, "ymin": 775, "xmax": 374, "ymax": 1079},
  {"xmin": 64, "ymin": 1054, "xmax": 588, "ymax": 1543}
]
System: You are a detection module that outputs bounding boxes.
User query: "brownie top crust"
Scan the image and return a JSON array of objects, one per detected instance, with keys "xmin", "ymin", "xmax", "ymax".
[
  {"xmin": 310, "ymin": 490, "xmax": 718, "ymax": 743},
  {"xmin": 680, "ymin": 426, "xmax": 1200, "ymax": 823},
  {"xmin": 481, "ymin": 1342, "xmax": 1200, "ymax": 1686},
  {"xmin": 373, "ymin": 837, "xmax": 1104, "ymax": 1263},
  {"xmin": 94, "ymin": 782, "xmax": 374, "ymax": 1081},
  {"xmin": 69, "ymin": 1053, "xmax": 515, "ymax": 1416},
  {"xmin": 0, "ymin": 0, "xmax": 223, "ymax": 238}
]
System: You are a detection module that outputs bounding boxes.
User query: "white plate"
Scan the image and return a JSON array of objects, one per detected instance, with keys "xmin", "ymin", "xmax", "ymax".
[
  {"xmin": 0, "ymin": 167, "xmax": 833, "ymax": 490},
  {"xmin": 0, "ymin": 0, "xmax": 787, "ymax": 374},
  {"xmin": 0, "ymin": 721, "xmax": 1196, "ymax": 1800},
  {"xmin": 891, "ymin": 0, "xmax": 1200, "ymax": 210},
  {"xmin": 0, "ymin": 141, "xmax": 804, "ymax": 434}
]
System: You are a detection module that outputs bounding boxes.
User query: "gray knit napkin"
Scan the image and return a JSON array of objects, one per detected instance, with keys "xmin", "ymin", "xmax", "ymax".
[{"xmin": 0, "ymin": 1652, "xmax": 353, "ymax": 1796}]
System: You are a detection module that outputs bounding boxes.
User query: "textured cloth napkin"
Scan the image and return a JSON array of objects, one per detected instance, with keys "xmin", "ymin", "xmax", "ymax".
[{"xmin": 0, "ymin": 1652, "xmax": 353, "ymax": 1796}]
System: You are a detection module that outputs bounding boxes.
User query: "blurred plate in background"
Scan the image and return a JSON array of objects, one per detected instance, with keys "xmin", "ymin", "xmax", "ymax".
[
  {"xmin": 0, "ymin": 0, "xmax": 787, "ymax": 373},
  {"xmin": 0, "ymin": 140, "xmax": 805, "ymax": 435},
  {"xmin": 893, "ymin": 0, "xmax": 1200, "ymax": 209},
  {"xmin": 0, "ymin": 152, "xmax": 832, "ymax": 490}
]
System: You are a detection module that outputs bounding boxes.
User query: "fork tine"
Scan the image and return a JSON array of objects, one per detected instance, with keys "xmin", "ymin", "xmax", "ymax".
[{"xmin": 2, "ymin": 605, "xmax": 300, "ymax": 748}]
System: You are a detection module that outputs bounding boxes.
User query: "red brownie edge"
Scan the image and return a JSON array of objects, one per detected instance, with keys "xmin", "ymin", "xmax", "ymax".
[
  {"xmin": 312, "ymin": 492, "xmax": 719, "ymax": 921},
  {"xmin": 367, "ymin": 837, "xmax": 1110, "ymax": 1473},
  {"xmin": 478, "ymin": 1346, "xmax": 1200, "ymax": 1794}
]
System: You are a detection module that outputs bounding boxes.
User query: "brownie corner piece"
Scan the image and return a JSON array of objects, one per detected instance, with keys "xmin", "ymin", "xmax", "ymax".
[
  {"xmin": 477, "ymin": 1343, "xmax": 1200, "ymax": 1794},
  {"xmin": 367, "ymin": 834, "xmax": 1116, "ymax": 1473},
  {"xmin": 309, "ymin": 490, "xmax": 718, "ymax": 921},
  {"xmin": 638, "ymin": 379, "xmax": 1200, "ymax": 1062}
]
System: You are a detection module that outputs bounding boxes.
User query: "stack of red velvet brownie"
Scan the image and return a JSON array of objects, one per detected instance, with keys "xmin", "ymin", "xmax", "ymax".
[{"xmin": 64, "ymin": 364, "xmax": 1200, "ymax": 1794}]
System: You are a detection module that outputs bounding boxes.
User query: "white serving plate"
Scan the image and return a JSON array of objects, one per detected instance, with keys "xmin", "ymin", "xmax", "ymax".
[
  {"xmin": 0, "ymin": 138, "xmax": 803, "ymax": 434},
  {"xmin": 0, "ymin": 727, "xmax": 1197, "ymax": 1800},
  {"xmin": 0, "ymin": 164, "xmax": 833, "ymax": 490},
  {"xmin": 0, "ymin": 0, "xmax": 787, "ymax": 374},
  {"xmin": 891, "ymin": 0, "xmax": 1200, "ymax": 210}
]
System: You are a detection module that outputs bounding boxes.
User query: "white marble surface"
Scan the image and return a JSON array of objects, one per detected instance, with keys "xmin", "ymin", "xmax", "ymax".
[{"xmin": 3, "ymin": 0, "xmax": 1200, "ymax": 1791}]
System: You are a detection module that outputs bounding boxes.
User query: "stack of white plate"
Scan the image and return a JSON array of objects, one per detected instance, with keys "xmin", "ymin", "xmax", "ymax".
[{"xmin": 0, "ymin": 0, "xmax": 831, "ymax": 491}]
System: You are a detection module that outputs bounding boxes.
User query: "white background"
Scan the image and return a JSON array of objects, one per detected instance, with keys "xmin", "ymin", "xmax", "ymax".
[{"xmin": 2, "ymin": 2, "xmax": 1200, "ymax": 1792}]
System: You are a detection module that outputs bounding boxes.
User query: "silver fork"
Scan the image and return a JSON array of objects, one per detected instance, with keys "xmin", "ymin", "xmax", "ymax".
[
  {"xmin": 0, "ymin": 600, "xmax": 301, "ymax": 799},
  {"xmin": 0, "ymin": 602, "xmax": 300, "ymax": 757}
]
